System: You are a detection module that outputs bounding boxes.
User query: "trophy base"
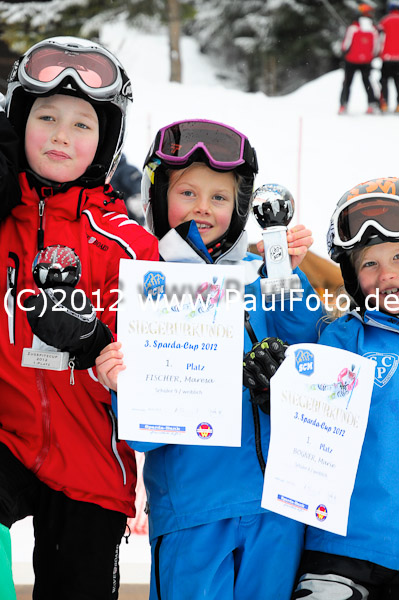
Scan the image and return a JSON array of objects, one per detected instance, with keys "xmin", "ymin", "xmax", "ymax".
[
  {"xmin": 261, "ymin": 273, "xmax": 303, "ymax": 303},
  {"xmin": 21, "ymin": 348, "xmax": 70, "ymax": 371}
]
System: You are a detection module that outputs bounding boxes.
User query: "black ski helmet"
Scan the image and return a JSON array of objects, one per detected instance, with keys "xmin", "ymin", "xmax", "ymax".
[
  {"xmin": 5, "ymin": 36, "xmax": 133, "ymax": 185},
  {"xmin": 141, "ymin": 119, "xmax": 258, "ymax": 250},
  {"xmin": 327, "ymin": 177, "xmax": 399, "ymax": 306}
]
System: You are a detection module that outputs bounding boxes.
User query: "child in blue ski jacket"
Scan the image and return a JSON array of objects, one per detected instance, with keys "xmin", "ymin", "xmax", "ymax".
[
  {"xmin": 96, "ymin": 119, "xmax": 325, "ymax": 600},
  {"xmin": 291, "ymin": 177, "xmax": 399, "ymax": 598}
]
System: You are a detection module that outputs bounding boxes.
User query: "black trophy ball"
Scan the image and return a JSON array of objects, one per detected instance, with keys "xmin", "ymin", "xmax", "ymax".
[
  {"xmin": 32, "ymin": 245, "xmax": 81, "ymax": 289},
  {"xmin": 252, "ymin": 184, "xmax": 295, "ymax": 228}
]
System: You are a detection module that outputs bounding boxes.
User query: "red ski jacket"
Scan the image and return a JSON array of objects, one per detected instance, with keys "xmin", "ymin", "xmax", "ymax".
[
  {"xmin": 379, "ymin": 11, "xmax": 399, "ymax": 61},
  {"xmin": 342, "ymin": 18, "xmax": 379, "ymax": 63},
  {"xmin": 0, "ymin": 172, "xmax": 158, "ymax": 516}
]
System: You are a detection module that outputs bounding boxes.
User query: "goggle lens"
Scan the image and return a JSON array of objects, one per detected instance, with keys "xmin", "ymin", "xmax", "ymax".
[
  {"xmin": 24, "ymin": 46, "xmax": 118, "ymax": 89},
  {"xmin": 157, "ymin": 121, "xmax": 246, "ymax": 167},
  {"xmin": 337, "ymin": 197, "xmax": 399, "ymax": 244}
]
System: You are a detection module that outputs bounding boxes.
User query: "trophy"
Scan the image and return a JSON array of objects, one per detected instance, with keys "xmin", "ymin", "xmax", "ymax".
[
  {"xmin": 22, "ymin": 245, "xmax": 81, "ymax": 371},
  {"xmin": 252, "ymin": 184, "xmax": 302, "ymax": 301}
]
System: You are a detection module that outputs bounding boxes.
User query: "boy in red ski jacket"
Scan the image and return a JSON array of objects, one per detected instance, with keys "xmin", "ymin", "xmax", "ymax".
[{"xmin": 0, "ymin": 36, "xmax": 158, "ymax": 599}]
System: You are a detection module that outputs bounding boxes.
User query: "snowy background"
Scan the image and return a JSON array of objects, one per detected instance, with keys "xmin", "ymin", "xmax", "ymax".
[
  {"xmin": 11, "ymin": 17, "xmax": 399, "ymax": 586},
  {"xmin": 101, "ymin": 19, "xmax": 399, "ymax": 261}
]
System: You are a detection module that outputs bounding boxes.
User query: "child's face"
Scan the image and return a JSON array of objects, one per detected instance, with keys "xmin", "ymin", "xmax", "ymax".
[
  {"xmin": 356, "ymin": 241, "xmax": 399, "ymax": 313},
  {"xmin": 25, "ymin": 94, "xmax": 99, "ymax": 183},
  {"xmin": 167, "ymin": 163, "xmax": 236, "ymax": 246}
]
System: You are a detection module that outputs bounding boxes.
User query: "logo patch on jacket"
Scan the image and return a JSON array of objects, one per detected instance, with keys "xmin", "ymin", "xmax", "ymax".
[
  {"xmin": 87, "ymin": 235, "xmax": 109, "ymax": 251},
  {"xmin": 363, "ymin": 352, "xmax": 399, "ymax": 387}
]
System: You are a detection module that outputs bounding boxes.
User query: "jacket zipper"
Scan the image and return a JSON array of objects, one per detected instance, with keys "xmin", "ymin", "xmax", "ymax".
[
  {"xmin": 6, "ymin": 252, "xmax": 19, "ymax": 344},
  {"xmin": 32, "ymin": 195, "xmax": 52, "ymax": 472},
  {"xmin": 37, "ymin": 198, "xmax": 45, "ymax": 250}
]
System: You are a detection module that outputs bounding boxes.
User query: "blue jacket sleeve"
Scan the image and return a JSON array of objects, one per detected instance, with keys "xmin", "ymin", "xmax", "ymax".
[{"xmin": 265, "ymin": 267, "xmax": 327, "ymax": 344}]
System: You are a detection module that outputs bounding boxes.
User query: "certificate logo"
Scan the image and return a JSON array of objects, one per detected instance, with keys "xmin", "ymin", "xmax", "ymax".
[
  {"xmin": 315, "ymin": 504, "xmax": 328, "ymax": 521},
  {"xmin": 363, "ymin": 352, "xmax": 399, "ymax": 388},
  {"xmin": 277, "ymin": 494, "xmax": 308, "ymax": 512},
  {"xmin": 294, "ymin": 349, "xmax": 314, "ymax": 376},
  {"xmin": 196, "ymin": 422, "xmax": 213, "ymax": 439},
  {"xmin": 197, "ymin": 278, "xmax": 225, "ymax": 309},
  {"xmin": 337, "ymin": 365, "xmax": 358, "ymax": 392},
  {"xmin": 143, "ymin": 271, "xmax": 165, "ymax": 299}
]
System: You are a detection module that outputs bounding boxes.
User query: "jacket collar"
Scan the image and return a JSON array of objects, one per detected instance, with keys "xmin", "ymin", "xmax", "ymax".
[
  {"xmin": 18, "ymin": 172, "xmax": 123, "ymax": 221},
  {"xmin": 351, "ymin": 308, "xmax": 399, "ymax": 333},
  {"xmin": 159, "ymin": 228, "xmax": 249, "ymax": 265}
]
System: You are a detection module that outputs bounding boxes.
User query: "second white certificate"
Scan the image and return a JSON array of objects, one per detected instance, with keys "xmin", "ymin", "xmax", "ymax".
[
  {"xmin": 261, "ymin": 343, "xmax": 375, "ymax": 535},
  {"xmin": 116, "ymin": 259, "xmax": 245, "ymax": 446}
]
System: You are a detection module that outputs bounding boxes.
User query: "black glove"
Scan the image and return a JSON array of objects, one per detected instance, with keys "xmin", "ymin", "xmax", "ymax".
[
  {"xmin": 243, "ymin": 337, "xmax": 288, "ymax": 414},
  {"xmin": 24, "ymin": 286, "xmax": 113, "ymax": 370}
]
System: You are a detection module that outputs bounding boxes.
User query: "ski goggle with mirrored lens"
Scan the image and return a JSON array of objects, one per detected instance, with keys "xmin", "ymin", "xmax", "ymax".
[
  {"xmin": 152, "ymin": 119, "xmax": 258, "ymax": 172},
  {"xmin": 13, "ymin": 42, "xmax": 127, "ymax": 101},
  {"xmin": 333, "ymin": 193, "xmax": 399, "ymax": 248}
]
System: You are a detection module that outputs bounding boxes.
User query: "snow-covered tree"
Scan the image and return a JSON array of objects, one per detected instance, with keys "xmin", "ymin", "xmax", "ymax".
[
  {"xmin": 189, "ymin": 0, "xmax": 387, "ymax": 94},
  {"xmin": 0, "ymin": 0, "xmax": 388, "ymax": 95}
]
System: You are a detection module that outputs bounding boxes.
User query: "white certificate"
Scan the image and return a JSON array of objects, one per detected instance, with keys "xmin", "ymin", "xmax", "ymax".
[
  {"xmin": 116, "ymin": 259, "xmax": 244, "ymax": 446},
  {"xmin": 261, "ymin": 343, "xmax": 375, "ymax": 535}
]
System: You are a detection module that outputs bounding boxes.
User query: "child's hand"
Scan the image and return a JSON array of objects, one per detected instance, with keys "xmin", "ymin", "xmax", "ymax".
[
  {"xmin": 95, "ymin": 341, "xmax": 126, "ymax": 391},
  {"xmin": 287, "ymin": 224, "xmax": 313, "ymax": 269},
  {"xmin": 256, "ymin": 224, "xmax": 313, "ymax": 270}
]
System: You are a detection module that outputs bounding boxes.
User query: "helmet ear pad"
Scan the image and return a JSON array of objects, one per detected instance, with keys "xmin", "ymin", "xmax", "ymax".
[
  {"xmin": 7, "ymin": 87, "xmax": 35, "ymax": 167},
  {"xmin": 150, "ymin": 167, "xmax": 171, "ymax": 239},
  {"xmin": 339, "ymin": 253, "xmax": 365, "ymax": 308},
  {"xmin": 91, "ymin": 102, "xmax": 122, "ymax": 179},
  {"xmin": 225, "ymin": 174, "xmax": 253, "ymax": 245}
]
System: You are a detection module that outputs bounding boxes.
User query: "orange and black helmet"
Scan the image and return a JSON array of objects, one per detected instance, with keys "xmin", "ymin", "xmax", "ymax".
[
  {"xmin": 327, "ymin": 177, "xmax": 399, "ymax": 306},
  {"xmin": 358, "ymin": 3, "xmax": 374, "ymax": 16}
]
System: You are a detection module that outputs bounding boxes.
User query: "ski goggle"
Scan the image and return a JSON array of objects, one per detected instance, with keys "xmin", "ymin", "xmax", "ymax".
[
  {"xmin": 333, "ymin": 193, "xmax": 399, "ymax": 248},
  {"xmin": 14, "ymin": 42, "xmax": 128, "ymax": 101},
  {"xmin": 152, "ymin": 119, "xmax": 258, "ymax": 172}
]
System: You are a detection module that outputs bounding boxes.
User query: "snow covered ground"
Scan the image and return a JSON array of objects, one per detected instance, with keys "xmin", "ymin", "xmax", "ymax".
[{"xmin": 11, "ymin": 17, "xmax": 399, "ymax": 585}]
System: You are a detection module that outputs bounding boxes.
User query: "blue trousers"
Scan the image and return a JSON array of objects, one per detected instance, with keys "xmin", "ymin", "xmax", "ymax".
[{"xmin": 149, "ymin": 513, "xmax": 304, "ymax": 600}]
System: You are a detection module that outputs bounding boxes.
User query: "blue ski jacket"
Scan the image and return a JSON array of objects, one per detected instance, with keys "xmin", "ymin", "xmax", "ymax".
[
  {"xmin": 119, "ymin": 225, "xmax": 325, "ymax": 541},
  {"xmin": 305, "ymin": 309, "xmax": 399, "ymax": 570}
]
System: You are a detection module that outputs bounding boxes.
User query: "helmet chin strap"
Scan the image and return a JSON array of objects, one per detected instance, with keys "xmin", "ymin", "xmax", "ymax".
[
  {"xmin": 206, "ymin": 232, "xmax": 229, "ymax": 260},
  {"xmin": 25, "ymin": 161, "xmax": 107, "ymax": 194}
]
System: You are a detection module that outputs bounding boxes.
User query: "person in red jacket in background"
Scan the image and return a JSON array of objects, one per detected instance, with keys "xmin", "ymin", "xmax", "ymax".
[
  {"xmin": 378, "ymin": 0, "xmax": 399, "ymax": 112},
  {"xmin": 339, "ymin": 3, "xmax": 379, "ymax": 115}
]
